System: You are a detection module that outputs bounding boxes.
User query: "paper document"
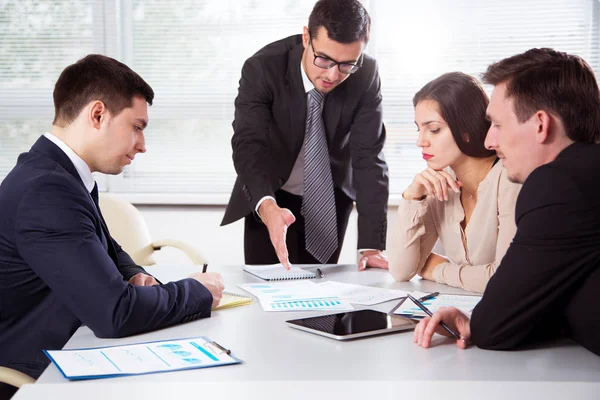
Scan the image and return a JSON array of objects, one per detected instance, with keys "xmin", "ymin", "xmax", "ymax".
[
  {"xmin": 316, "ymin": 281, "xmax": 408, "ymax": 306},
  {"xmin": 238, "ymin": 281, "xmax": 337, "ymax": 302},
  {"xmin": 45, "ymin": 336, "xmax": 241, "ymax": 380},
  {"xmin": 213, "ymin": 292, "xmax": 253, "ymax": 310},
  {"xmin": 238, "ymin": 281, "xmax": 353, "ymax": 312},
  {"xmin": 261, "ymin": 298, "xmax": 353, "ymax": 312},
  {"xmin": 394, "ymin": 292, "xmax": 482, "ymax": 318}
]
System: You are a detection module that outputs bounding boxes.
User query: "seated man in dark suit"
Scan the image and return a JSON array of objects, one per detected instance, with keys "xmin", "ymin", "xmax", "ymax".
[
  {"xmin": 221, "ymin": 0, "xmax": 389, "ymax": 269},
  {"xmin": 0, "ymin": 54, "xmax": 225, "ymax": 397},
  {"xmin": 412, "ymin": 48, "xmax": 600, "ymax": 357}
]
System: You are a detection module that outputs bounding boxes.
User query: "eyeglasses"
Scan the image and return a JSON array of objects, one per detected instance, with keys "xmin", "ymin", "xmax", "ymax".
[{"xmin": 309, "ymin": 35, "xmax": 363, "ymax": 75}]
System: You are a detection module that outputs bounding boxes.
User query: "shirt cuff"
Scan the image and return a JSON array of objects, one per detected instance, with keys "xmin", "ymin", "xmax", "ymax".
[
  {"xmin": 358, "ymin": 249, "xmax": 380, "ymax": 254},
  {"xmin": 255, "ymin": 196, "xmax": 276, "ymax": 219}
]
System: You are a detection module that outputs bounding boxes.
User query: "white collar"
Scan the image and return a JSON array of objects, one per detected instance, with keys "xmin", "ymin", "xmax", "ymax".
[
  {"xmin": 43, "ymin": 132, "xmax": 95, "ymax": 193},
  {"xmin": 300, "ymin": 58, "xmax": 315, "ymax": 94}
]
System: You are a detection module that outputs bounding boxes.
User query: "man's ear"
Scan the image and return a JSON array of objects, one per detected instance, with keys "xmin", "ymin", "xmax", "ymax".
[
  {"xmin": 302, "ymin": 26, "xmax": 310, "ymax": 49},
  {"xmin": 89, "ymin": 101, "xmax": 107, "ymax": 130},
  {"xmin": 534, "ymin": 110, "xmax": 551, "ymax": 144}
]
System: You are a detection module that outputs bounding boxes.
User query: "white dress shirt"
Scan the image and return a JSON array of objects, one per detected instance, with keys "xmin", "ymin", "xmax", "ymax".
[{"xmin": 43, "ymin": 132, "xmax": 95, "ymax": 193}]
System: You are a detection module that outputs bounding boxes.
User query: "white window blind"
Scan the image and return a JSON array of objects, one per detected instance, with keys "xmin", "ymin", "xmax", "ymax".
[{"xmin": 1, "ymin": 0, "xmax": 599, "ymax": 203}]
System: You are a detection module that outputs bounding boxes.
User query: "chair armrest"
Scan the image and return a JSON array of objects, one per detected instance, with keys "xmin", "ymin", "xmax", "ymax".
[
  {"xmin": 0, "ymin": 367, "xmax": 35, "ymax": 388},
  {"xmin": 151, "ymin": 239, "xmax": 206, "ymax": 265}
]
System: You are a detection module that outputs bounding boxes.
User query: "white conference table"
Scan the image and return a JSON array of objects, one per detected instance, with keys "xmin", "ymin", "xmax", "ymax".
[{"xmin": 26, "ymin": 264, "xmax": 600, "ymax": 399}]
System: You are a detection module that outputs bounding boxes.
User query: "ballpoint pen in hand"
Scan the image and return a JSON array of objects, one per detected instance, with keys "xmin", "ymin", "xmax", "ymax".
[{"xmin": 406, "ymin": 294, "xmax": 461, "ymax": 340}]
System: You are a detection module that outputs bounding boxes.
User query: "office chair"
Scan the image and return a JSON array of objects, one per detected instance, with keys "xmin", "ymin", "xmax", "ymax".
[
  {"xmin": 98, "ymin": 193, "xmax": 206, "ymax": 266},
  {"xmin": 0, "ymin": 367, "xmax": 35, "ymax": 389}
]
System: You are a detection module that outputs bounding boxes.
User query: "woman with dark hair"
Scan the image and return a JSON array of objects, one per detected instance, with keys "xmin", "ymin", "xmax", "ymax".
[{"xmin": 360, "ymin": 72, "xmax": 521, "ymax": 293}]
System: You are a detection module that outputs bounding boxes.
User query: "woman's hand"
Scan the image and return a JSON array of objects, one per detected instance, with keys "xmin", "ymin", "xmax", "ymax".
[{"xmin": 403, "ymin": 168, "xmax": 461, "ymax": 201}]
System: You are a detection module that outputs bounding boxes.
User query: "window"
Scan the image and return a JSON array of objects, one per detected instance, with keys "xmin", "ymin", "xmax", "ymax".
[{"xmin": 1, "ymin": 0, "xmax": 599, "ymax": 203}]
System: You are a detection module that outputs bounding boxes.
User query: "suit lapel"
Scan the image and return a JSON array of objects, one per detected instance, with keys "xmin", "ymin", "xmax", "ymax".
[
  {"xmin": 286, "ymin": 44, "xmax": 309, "ymax": 157},
  {"xmin": 324, "ymin": 85, "xmax": 345, "ymax": 145},
  {"xmin": 30, "ymin": 136, "xmax": 120, "ymax": 265}
]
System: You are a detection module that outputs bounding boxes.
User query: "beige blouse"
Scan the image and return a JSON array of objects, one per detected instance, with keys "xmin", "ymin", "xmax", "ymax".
[{"xmin": 388, "ymin": 162, "xmax": 522, "ymax": 293}]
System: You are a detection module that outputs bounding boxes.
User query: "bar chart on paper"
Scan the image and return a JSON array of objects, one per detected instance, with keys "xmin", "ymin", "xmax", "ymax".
[{"xmin": 262, "ymin": 299, "xmax": 353, "ymax": 312}]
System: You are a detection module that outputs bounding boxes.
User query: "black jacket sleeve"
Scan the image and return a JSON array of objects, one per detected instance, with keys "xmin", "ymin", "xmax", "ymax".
[
  {"xmin": 349, "ymin": 62, "xmax": 389, "ymax": 250},
  {"xmin": 15, "ymin": 176, "xmax": 213, "ymax": 339}
]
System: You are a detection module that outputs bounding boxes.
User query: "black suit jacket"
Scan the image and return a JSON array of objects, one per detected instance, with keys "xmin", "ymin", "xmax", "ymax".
[
  {"xmin": 222, "ymin": 35, "xmax": 389, "ymax": 250},
  {"xmin": 0, "ymin": 136, "xmax": 213, "ymax": 378},
  {"xmin": 470, "ymin": 142, "xmax": 600, "ymax": 356}
]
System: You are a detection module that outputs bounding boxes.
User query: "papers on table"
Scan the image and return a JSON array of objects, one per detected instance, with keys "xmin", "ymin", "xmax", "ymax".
[
  {"xmin": 237, "ymin": 281, "xmax": 353, "ymax": 311},
  {"xmin": 237, "ymin": 281, "xmax": 408, "ymax": 311},
  {"xmin": 393, "ymin": 291, "xmax": 482, "ymax": 318},
  {"xmin": 316, "ymin": 281, "xmax": 408, "ymax": 306},
  {"xmin": 44, "ymin": 336, "xmax": 241, "ymax": 380}
]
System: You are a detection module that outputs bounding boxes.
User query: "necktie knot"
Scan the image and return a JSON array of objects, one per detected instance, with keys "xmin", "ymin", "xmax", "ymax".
[{"xmin": 309, "ymin": 88, "xmax": 325, "ymax": 107}]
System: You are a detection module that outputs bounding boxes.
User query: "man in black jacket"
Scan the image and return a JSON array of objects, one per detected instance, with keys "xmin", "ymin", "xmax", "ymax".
[
  {"xmin": 221, "ymin": 0, "xmax": 389, "ymax": 269},
  {"xmin": 413, "ymin": 48, "xmax": 600, "ymax": 356}
]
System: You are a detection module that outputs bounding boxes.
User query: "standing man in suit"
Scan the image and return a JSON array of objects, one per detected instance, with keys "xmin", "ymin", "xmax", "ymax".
[
  {"xmin": 222, "ymin": 0, "xmax": 389, "ymax": 269},
  {"xmin": 0, "ymin": 54, "xmax": 224, "ymax": 398},
  {"xmin": 412, "ymin": 48, "xmax": 600, "ymax": 357}
]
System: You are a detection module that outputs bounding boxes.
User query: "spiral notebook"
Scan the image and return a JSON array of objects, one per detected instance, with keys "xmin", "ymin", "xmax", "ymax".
[
  {"xmin": 213, "ymin": 292, "xmax": 253, "ymax": 310},
  {"xmin": 243, "ymin": 264, "xmax": 317, "ymax": 281}
]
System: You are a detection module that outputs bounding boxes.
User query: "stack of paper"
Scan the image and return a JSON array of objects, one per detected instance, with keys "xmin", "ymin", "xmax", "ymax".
[{"xmin": 213, "ymin": 292, "xmax": 253, "ymax": 311}]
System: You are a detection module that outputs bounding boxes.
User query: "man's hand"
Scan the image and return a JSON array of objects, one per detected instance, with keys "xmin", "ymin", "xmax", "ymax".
[
  {"xmin": 128, "ymin": 273, "xmax": 159, "ymax": 287},
  {"xmin": 358, "ymin": 250, "xmax": 388, "ymax": 271},
  {"xmin": 418, "ymin": 253, "xmax": 448, "ymax": 280},
  {"xmin": 413, "ymin": 306, "xmax": 471, "ymax": 349},
  {"xmin": 258, "ymin": 199, "xmax": 296, "ymax": 270},
  {"xmin": 189, "ymin": 272, "xmax": 225, "ymax": 309}
]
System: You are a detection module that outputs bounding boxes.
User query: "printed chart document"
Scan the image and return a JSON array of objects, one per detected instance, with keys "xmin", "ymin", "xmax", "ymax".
[
  {"xmin": 394, "ymin": 292, "xmax": 482, "ymax": 318},
  {"xmin": 237, "ymin": 281, "xmax": 353, "ymax": 312},
  {"xmin": 45, "ymin": 336, "xmax": 241, "ymax": 380},
  {"xmin": 316, "ymin": 281, "xmax": 408, "ymax": 306}
]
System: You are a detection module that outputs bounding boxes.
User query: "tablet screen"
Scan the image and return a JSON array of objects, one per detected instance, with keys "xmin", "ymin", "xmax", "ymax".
[{"xmin": 286, "ymin": 309, "xmax": 416, "ymax": 340}]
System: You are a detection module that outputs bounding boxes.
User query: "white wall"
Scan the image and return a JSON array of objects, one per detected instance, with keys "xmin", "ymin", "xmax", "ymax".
[{"xmin": 137, "ymin": 205, "xmax": 401, "ymax": 267}]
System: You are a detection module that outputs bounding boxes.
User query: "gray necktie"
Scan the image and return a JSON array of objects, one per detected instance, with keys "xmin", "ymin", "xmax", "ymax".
[{"xmin": 301, "ymin": 89, "xmax": 337, "ymax": 263}]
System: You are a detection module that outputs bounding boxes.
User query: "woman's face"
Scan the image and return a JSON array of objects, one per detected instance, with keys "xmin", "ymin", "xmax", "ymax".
[{"xmin": 414, "ymin": 99, "xmax": 464, "ymax": 170}]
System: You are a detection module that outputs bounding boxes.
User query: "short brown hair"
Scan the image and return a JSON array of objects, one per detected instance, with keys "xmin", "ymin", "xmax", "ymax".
[
  {"xmin": 53, "ymin": 54, "xmax": 154, "ymax": 127},
  {"xmin": 413, "ymin": 72, "xmax": 495, "ymax": 158},
  {"xmin": 482, "ymin": 48, "xmax": 600, "ymax": 143},
  {"xmin": 308, "ymin": 0, "xmax": 370, "ymax": 44}
]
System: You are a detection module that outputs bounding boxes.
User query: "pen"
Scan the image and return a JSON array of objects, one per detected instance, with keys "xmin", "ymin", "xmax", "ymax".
[
  {"xmin": 387, "ymin": 292, "xmax": 438, "ymax": 316},
  {"xmin": 418, "ymin": 291, "xmax": 439, "ymax": 302},
  {"xmin": 211, "ymin": 341, "xmax": 231, "ymax": 355},
  {"xmin": 316, "ymin": 268, "xmax": 324, "ymax": 278},
  {"xmin": 406, "ymin": 294, "xmax": 461, "ymax": 340},
  {"xmin": 202, "ymin": 263, "xmax": 208, "ymax": 273}
]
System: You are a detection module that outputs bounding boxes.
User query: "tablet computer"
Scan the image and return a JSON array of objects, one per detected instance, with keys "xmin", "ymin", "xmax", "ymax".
[{"xmin": 286, "ymin": 309, "xmax": 417, "ymax": 340}]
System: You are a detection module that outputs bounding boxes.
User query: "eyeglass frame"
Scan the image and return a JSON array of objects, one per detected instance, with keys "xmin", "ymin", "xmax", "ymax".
[{"xmin": 308, "ymin": 34, "xmax": 363, "ymax": 75}]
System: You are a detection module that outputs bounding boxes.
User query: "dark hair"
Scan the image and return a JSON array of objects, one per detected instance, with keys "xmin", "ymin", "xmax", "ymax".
[
  {"xmin": 413, "ymin": 72, "xmax": 495, "ymax": 158},
  {"xmin": 53, "ymin": 54, "xmax": 154, "ymax": 127},
  {"xmin": 308, "ymin": 0, "xmax": 370, "ymax": 44},
  {"xmin": 482, "ymin": 48, "xmax": 600, "ymax": 144}
]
